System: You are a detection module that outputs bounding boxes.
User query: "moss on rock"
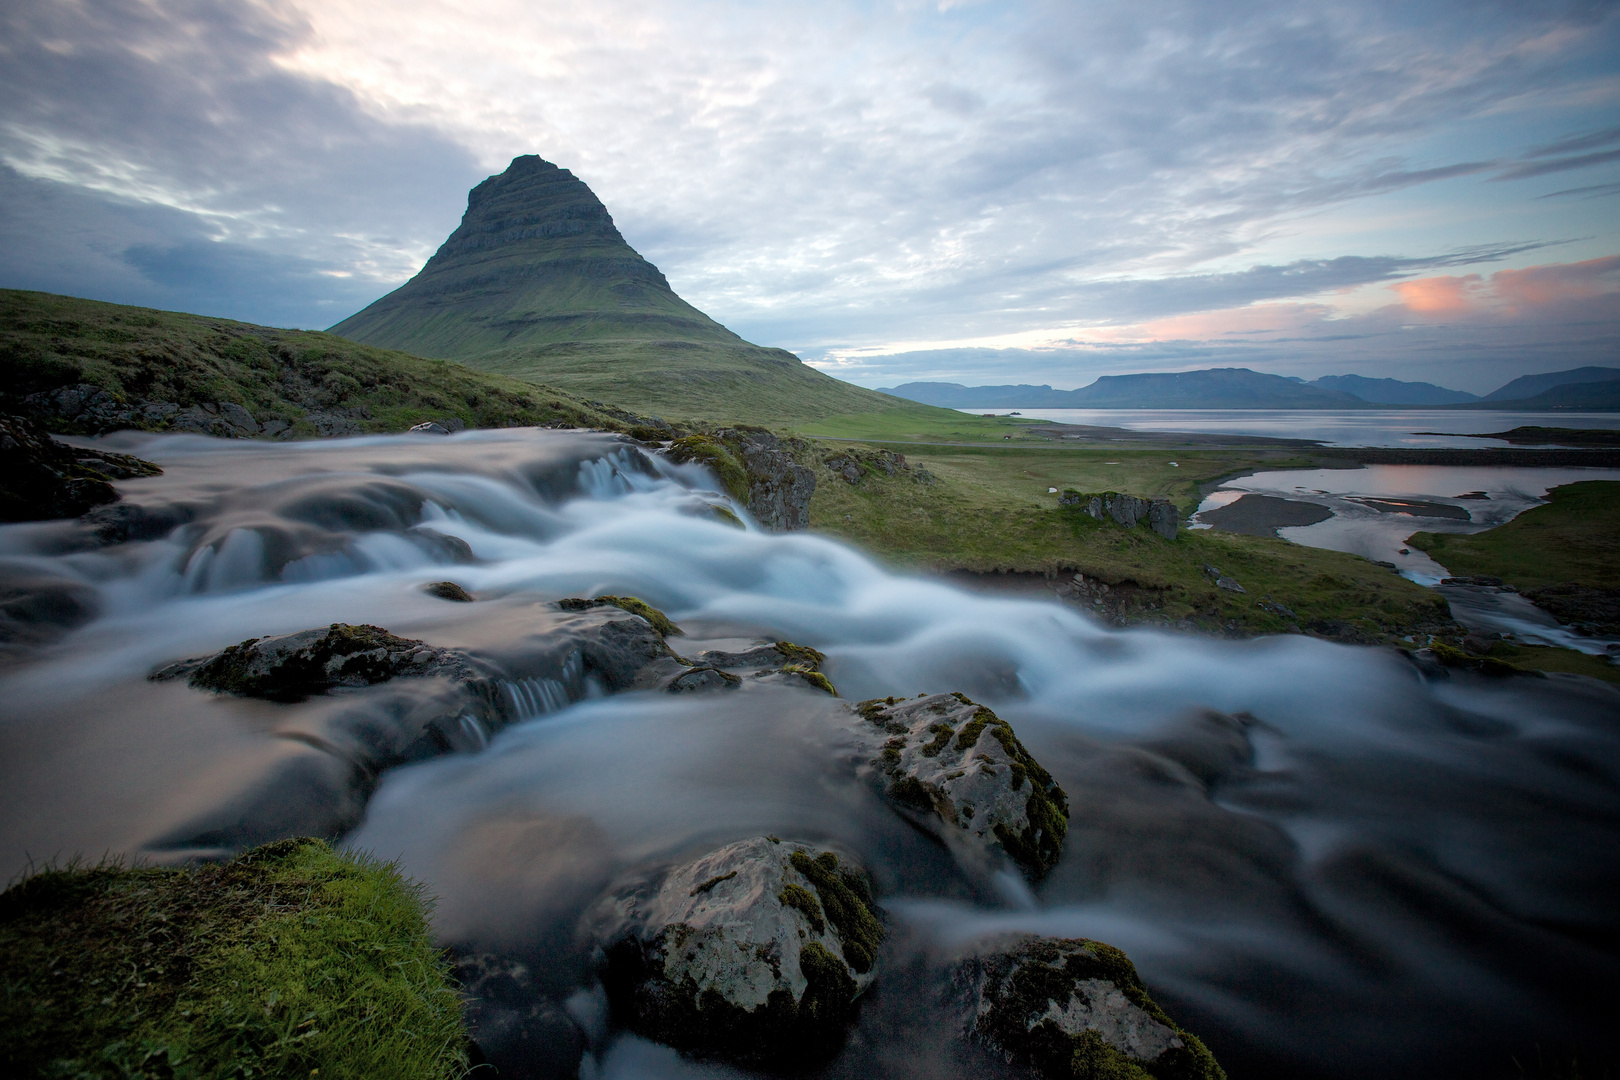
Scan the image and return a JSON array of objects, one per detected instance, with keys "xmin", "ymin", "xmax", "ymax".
[
  {"xmin": 667, "ymin": 435, "xmax": 750, "ymax": 501},
  {"xmin": 960, "ymin": 935, "xmax": 1224, "ymax": 1080},
  {"xmin": 559, "ymin": 594, "xmax": 684, "ymax": 638},
  {"xmin": 0, "ymin": 838, "xmax": 467, "ymax": 1080}
]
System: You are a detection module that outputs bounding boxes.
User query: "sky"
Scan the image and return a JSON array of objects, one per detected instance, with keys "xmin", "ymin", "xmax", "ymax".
[{"xmin": 2, "ymin": 0, "xmax": 1617, "ymax": 394}]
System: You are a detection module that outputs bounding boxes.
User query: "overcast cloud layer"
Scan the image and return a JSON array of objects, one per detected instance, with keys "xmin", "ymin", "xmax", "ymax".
[{"xmin": 2, "ymin": 0, "xmax": 1617, "ymax": 392}]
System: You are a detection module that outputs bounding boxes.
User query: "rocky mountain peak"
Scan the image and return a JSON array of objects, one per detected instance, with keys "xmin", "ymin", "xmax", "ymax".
[{"xmin": 431, "ymin": 155, "xmax": 632, "ymax": 265}]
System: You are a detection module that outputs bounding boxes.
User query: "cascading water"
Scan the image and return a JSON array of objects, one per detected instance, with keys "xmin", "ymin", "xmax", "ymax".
[{"xmin": 0, "ymin": 428, "xmax": 1614, "ymax": 1080}]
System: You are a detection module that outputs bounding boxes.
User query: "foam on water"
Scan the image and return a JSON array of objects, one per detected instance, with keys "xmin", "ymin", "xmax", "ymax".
[{"xmin": 0, "ymin": 427, "xmax": 1615, "ymax": 1080}]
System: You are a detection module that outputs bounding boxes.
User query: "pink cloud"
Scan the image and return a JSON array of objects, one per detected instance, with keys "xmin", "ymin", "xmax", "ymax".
[{"xmin": 1390, "ymin": 274, "xmax": 1481, "ymax": 314}]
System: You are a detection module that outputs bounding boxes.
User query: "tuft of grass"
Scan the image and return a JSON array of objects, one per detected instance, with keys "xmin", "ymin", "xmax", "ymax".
[{"xmin": 0, "ymin": 838, "xmax": 467, "ymax": 1080}]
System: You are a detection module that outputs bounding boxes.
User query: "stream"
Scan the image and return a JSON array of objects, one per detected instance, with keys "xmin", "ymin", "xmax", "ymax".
[{"xmin": 0, "ymin": 428, "xmax": 1614, "ymax": 1079}]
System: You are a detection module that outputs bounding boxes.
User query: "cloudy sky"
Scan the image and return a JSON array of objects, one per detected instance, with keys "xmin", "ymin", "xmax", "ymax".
[{"xmin": 2, "ymin": 0, "xmax": 1617, "ymax": 393}]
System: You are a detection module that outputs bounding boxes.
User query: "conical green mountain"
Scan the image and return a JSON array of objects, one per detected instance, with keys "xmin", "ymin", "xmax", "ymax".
[{"xmin": 330, "ymin": 155, "xmax": 915, "ymax": 425}]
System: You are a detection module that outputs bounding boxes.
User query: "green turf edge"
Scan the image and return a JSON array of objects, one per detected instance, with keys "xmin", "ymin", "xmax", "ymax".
[{"xmin": 0, "ymin": 838, "xmax": 467, "ymax": 1080}]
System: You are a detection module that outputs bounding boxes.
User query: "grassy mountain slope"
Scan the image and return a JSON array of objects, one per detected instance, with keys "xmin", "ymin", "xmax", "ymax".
[
  {"xmin": 0, "ymin": 289, "xmax": 628, "ymax": 436},
  {"xmin": 329, "ymin": 155, "xmax": 929, "ymax": 426}
]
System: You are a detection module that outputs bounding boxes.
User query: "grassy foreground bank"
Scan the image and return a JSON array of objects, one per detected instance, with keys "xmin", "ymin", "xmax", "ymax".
[
  {"xmin": 1409, "ymin": 481, "xmax": 1620, "ymax": 591},
  {"xmin": 0, "ymin": 839, "xmax": 466, "ymax": 1080}
]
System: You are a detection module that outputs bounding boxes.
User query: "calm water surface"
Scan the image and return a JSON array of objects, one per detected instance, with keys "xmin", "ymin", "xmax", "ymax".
[{"xmin": 960, "ymin": 408, "xmax": 1620, "ymax": 447}]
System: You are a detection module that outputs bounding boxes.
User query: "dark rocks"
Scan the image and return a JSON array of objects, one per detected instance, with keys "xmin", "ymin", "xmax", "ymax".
[
  {"xmin": 408, "ymin": 421, "xmax": 453, "ymax": 435},
  {"xmin": 951, "ymin": 934, "xmax": 1225, "ymax": 1080},
  {"xmin": 425, "ymin": 581, "xmax": 476, "ymax": 602},
  {"xmin": 0, "ymin": 414, "xmax": 161, "ymax": 523},
  {"xmin": 0, "ymin": 566, "xmax": 97, "ymax": 655},
  {"xmin": 1203, "ymin": 565, "xmax": 1246, "ymax": 594},
  {"xmin": 667, "ymin": 666, "xmax": 742, "ymax": 693},
  {"xmin": 557, "ymin": 594, "xmax": 682, "ymax": 638},
  {"xmin": 594, "ymin": 836, "xmax": 880, "ymax": 1064},
  {"xmin": 1524, "ymin": 583, "xmax": 1620, "ymax": 636},
  {"xmin": 151, "ymin": 622, "xmax": 499, "ymax": 701},
  {"xmin": 1059, "ymin": 489, "xmax": 1179, "ymax": 539},
  {"xmin": 681, "ymin": 640, "xmax": 837, "ymax": 695},
  {"xmin": 667, "ymin": 429, "xmax": 816, "ymax": 531},
  {"xmin": 857, "ymin": 693, "xmax": 1069, "ymax": 879}
]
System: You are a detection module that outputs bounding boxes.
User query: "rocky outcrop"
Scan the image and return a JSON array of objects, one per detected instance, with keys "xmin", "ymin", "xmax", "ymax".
[
  {"xmin": 951, "ymin": 935, "xmax": 1225, "ymax": 1080},
  {"xmin": 150, "ymin": 623, "xmax": 502, "ymax": 701},
  {"xmin": 665, "ymin": 429, "xmax": 815, "ymax": 531},
  {"xmin": 595, "ymin": 836, "xmax": 882, "ymax": 1064},
  {"xmin": 17, "ymin": 382, "xmax": 369, "ymax": 439},
  {"xmin": 678, "ymin": 640, "xmax": 838, "ymax": 695},
  {"xmin": 857, "ymin": 693, "xmax": 1069, "ymax": 879},
  {"xmin": 1059, "ymin": 490, "xmax": 1179, "ymax": 540},
  {"xmin": 0, "ymin": 414, "xmax": 161, "ymax": 523}
]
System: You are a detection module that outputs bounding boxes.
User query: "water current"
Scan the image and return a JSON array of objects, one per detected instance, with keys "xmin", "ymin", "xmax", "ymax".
[{"xmin": 0, "ymin": 429, "xmax": 1615, "ymax": 1079}]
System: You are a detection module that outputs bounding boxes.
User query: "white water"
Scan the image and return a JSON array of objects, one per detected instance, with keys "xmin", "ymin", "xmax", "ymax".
[{"xmin": 1, "ymin": 428, "xmax": 1615, "ymax": 1080}]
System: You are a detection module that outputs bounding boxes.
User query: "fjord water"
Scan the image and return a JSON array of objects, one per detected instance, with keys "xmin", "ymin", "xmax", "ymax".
[
  {"xmin": 0, "ymin": 430, "xmax": 1614, "ymax": 1079},
  {"xmin": 964, "ymin": 408, "xmax": 1620, "ymax": 447}
]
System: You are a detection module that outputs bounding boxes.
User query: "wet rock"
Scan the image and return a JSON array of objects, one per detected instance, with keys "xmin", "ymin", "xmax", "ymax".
[
  {"xmin": 425, "ymin": 580, "xmax": 476, "ymax": 602},
  {"xmin": 0, "ymin": 414, "xmax": 161, "ymax": 523},
  {"xmin": 856, "ymin": 693, "xmax": 1069, "ymax": 879},
  {"xmin": 150, "ymin": 622, "xmax": 500, "ymax": 701},
  {"xmin": 951, "ymin": 934, "xmax": 1225, "ymax": 1080},
  {"xmin": 0, "ymin": 565, "xmax": 97, "ymax": 655},
  {"xmin": 453, "ymin": 954, "xmax": 588, "ymax": 1080},
  {"xmin": 686, "ymin": 640, "xmax": 837, "ymax": 694},
  {"xmin": 409, "ymin": 421, "xmax": 452, "ymax": 435},
  {"xmin": 557, "ymin": 594, "xmax": 683, "ymax": 638},
  {"xmin": 595, "ymin": 836, "xmax": 881, "ymax": 1064},
  {"xmin": 667, "ymin": 666, "xmax": 742, "ymax": 693}
]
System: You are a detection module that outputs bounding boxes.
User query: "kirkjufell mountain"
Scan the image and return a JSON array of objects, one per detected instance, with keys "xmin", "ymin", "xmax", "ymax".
[{"xmin": 331, "ymin": 155, "xmax": 908, "ymax": 424}]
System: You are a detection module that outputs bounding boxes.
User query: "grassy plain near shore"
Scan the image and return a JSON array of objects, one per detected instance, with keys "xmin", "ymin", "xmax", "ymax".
[
  {"xmin": 1408, "ymin": 481, "xmax": 1620, "ymax": 590},
  {"xmin": 804, "ymin": 440, "xmax": 1457, "ymax": 645}
]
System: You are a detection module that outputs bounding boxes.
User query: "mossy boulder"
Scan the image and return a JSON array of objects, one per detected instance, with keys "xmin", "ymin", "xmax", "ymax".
[
  {"xmin": 151, "ymin": 622, "xmax": 497, "ymax": 701},
  {"xmin": 683, "ymin": 640, "xmax": 838, "ymax": 695},
  {"xmin": 665, "ymin": 428, "xmax": 816, "ymax": 531},
  {"xmin": 857, "ymin": 693, "xmax": 1069, "ymax": 879},
  {"xmin": 0, "ymin": 838, "xmax": 468, "ymax": 1080},
  {"xmin": 595, "ymin": 836, "xmax": 882, "ymax": 1064},
  {"xmin": 953, "ymin": 934, "xmax": 1224, "ymax": 1080}
]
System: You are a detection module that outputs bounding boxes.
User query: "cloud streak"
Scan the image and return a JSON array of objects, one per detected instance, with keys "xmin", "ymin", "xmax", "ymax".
[{"xmin": 0, "ymin": 0, "xmax": 1615, "ymax": 373}]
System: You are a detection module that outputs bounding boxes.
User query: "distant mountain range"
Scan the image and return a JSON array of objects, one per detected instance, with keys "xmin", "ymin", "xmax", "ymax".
[
  {"xmin": 879, "ymin": 365, "xmax": 1620, "ymax": 410},
  {"xmin": 331, "ymin": 155, "xmax": 924, "ymax": 426}
]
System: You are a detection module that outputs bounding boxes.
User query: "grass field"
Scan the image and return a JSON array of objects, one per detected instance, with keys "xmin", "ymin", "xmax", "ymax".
[
  {"xmin": 1409, "ymin": 481, "xmax": 1620, "ymax": 590},
  {"xmin": 0, "ymin": 838, "xmax": 466, "ymax": 1079},
  {"xmin": 805, "ymin": 440, "xmax": 1457, "ymax": 645}
]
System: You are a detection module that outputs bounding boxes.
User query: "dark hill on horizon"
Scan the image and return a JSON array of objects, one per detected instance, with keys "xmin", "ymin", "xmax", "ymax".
[
  {"xmin": 330, "ymin": 155, "xmax": 924, "ymax": 426},
  {"xmin": 1308, "ymin": 374, "xmax": 1477, "ymax": 405},
  {"xmin": 880, "ymin": 368, "xmax": 1368, "ymax": 409},
  {"xmin": 1482, "ymin": 366, "xmax": 1620, "ymax": 403},
  {"xmin": 881, "ymin": 365, "xmax": 1620, "ymax": 410}
]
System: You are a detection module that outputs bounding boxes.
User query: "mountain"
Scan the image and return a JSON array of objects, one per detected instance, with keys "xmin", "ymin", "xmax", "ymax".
[
  {"xmin": 881, "ymin": 368, "xmax": 1367, "ymax": 409},
  {"xmin": 1482, "ymin": 366, "xmax": 1620, "ymax": 403},
  {"xmin": 1309, "ymin": 374, "xmax": 1478, "ymax": 405},
  {"xmin": 330, "ymin": 155, "xmax": 918, "ymax": 426},
  {"xmin": 1452, "ymin": 379, "xmax": 1620, "ymax": 411}
]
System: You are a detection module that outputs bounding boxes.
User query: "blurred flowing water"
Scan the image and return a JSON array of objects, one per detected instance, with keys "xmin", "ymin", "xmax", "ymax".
[{"xmin": 0, "ymin": 428, "xmax": 1614, "ymax": 1079}]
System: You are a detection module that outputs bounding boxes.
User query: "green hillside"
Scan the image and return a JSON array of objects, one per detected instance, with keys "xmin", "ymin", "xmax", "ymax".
[
  {"xmin": 0, "ymin": 289, "xmax": 627, "ymax": 437},
  {"xmin": 328, "ymin": 155, "xmax": 934, "ymax": 426}
]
